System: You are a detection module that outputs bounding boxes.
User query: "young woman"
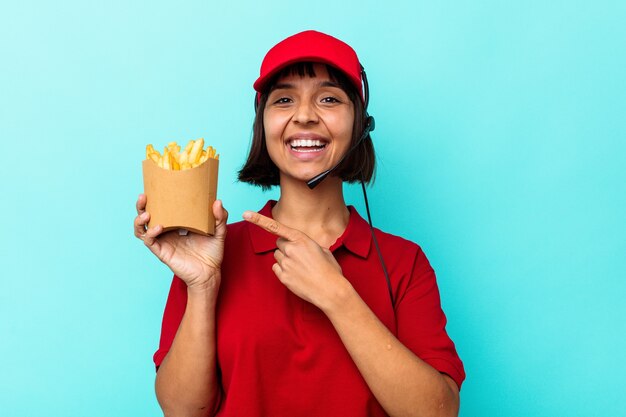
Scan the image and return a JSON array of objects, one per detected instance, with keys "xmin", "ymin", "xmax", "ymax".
[{"xmin": 135, "ymin": 30, "xmax": 465, "ymax": 417}]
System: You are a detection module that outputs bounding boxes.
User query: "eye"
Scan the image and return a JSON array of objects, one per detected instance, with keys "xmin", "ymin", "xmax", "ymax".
[
  {"xmin": 273, "ymin": 97, "xmax": 292, "ymax": 105},
  {"xmin": 320, "ymin": 96, "xmax": 341, "ymax": 104}
]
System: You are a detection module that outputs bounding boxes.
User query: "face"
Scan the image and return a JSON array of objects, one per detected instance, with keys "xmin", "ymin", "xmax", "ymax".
[{"xmin": 263, "ymin": 63, "xmax": 355, "ymax": 184}]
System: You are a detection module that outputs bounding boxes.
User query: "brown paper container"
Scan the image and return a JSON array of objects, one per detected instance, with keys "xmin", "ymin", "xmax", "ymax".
[{"xmin": 142, "ymin": 158, "xmax": 219, "ymax": 235}]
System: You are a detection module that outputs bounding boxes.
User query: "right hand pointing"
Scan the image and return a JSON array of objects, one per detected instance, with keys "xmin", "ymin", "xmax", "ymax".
[{"xmin": 134, "ymin": 193, "xmax": 228, "ymax": 292}]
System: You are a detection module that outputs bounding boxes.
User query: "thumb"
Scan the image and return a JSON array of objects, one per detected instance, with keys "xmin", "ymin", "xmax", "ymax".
[{"xmin": 213, "ymin": 199, "xmax": 228, "ymax": 239}]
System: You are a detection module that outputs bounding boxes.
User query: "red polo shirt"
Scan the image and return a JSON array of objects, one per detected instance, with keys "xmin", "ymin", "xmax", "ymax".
[{"xmin": 154, "ymin": 200, "xmax": 465, "ymax": 416}]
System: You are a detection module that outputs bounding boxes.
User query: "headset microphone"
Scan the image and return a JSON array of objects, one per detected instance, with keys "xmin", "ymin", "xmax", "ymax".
[{"xmin": 306, "ymin": 115, "xmax": 375, "ymax": 189}]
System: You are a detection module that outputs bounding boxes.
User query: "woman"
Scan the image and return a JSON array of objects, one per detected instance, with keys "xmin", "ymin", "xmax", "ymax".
[{"xmin": 135, "ymin": 30, "xmax": 465, "ymax": 417}]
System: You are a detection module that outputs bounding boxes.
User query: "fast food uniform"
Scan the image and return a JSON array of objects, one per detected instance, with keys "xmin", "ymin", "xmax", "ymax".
[{"xmin": 154, "ymin": 200, "xmax": 465, "ymax": 416}]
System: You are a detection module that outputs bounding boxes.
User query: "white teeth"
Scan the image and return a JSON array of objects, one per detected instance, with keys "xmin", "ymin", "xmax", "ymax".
[{"xmin": 290, "ymin": 139, "xmax": 324, "ymax": 147}]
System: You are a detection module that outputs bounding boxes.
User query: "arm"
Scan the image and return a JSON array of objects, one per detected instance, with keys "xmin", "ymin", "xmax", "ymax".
[
  {"xmin": 155, "ymin": 283, "xmax": 220, "ymax": 417},
  {"xmin": 323, "ymin": 280, "xmax": 459, "ymax": 417}
]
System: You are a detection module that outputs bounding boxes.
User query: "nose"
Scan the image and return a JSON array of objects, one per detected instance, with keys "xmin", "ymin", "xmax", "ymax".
[{"xmin": 292, "ymin": 100, "xmax": 319, "ymax": 125}]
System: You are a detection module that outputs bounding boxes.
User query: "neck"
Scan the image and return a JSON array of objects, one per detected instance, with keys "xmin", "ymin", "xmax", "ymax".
[{"xmin": 272, "ymin": 176, "xmax": 349, "ymax": 248}]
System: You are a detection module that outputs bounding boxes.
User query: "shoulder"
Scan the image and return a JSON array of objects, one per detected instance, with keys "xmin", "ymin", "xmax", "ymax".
[
  {"xmin": 373, "ymin": 227, "xmax": 432, "ymax": 271},
  {"xmin": 347, "ymin": 206, "xmax": 431, "ymax": 270},
  {"xmin": 372, "ymin": 226, "xmax": 421, "ymax": 253},
  {"xmin": 225, "ymin": 219, "xmax": 249, "ymax": 245},
  {"xmin": 222, "ymin": 220, "xmax": 256, "ymax": 270}
]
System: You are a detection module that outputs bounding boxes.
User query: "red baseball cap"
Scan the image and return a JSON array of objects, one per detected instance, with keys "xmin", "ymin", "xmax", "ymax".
[{"xmin": 253, "ymin": 30, "xmax": 364, "ymax": 102}]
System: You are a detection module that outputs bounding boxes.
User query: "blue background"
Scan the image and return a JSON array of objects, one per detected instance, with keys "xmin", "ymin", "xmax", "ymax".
[{"xmin": 1, "ymin": 1, "xmax": 624, "ymax": 416}]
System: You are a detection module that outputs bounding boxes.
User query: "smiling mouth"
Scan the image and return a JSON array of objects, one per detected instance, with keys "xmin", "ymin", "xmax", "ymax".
[{"xmin": 288, "ymin": 139, "xmax": 328, "ymax": 153}]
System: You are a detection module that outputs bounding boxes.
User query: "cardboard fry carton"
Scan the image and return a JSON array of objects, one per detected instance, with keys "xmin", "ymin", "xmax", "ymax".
[{"xmin": 142, "ymin": 158, "xmax": 219, "ymax": 235}]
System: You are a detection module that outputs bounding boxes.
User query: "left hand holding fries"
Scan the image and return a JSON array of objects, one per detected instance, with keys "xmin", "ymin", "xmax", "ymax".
[
  {"xmin": 135, "ymin": 194, "xmax": 229, "ymax": 292},
  {"xmin": 243, "ymin": 211, "xmax": 348, "ymax": 310}
]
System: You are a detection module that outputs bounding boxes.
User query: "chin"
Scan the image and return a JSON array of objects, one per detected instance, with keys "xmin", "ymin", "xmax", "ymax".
[{"xmin": 280, "ymin": 168, "xmax": 323, "ymax": 185}]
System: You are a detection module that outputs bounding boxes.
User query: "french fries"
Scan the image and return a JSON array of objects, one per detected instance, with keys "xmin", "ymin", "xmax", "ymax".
[{"xmin": 146, "ymin": 139, "xmax": 218, "ymax": 170}]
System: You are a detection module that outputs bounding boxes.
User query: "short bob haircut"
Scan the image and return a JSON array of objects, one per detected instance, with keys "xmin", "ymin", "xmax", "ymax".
[{"xmin": 238, "ymin": 62, "xmax": 376, "ymax": 189}]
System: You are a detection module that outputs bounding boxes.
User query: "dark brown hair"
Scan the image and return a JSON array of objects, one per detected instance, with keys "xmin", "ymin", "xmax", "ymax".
[{"xmin": 238, "ymin": 62, "xmax": 375, "ymax": 189}]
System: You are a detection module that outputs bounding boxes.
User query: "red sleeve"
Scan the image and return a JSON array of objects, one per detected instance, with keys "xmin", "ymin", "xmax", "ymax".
[
  {"xmin": 395, "ymin": 247, "xmax": 466, "ymax": 390},
  {"xmin": 153, "ymin": 275, "xmax": 188, "ymax": 369}
]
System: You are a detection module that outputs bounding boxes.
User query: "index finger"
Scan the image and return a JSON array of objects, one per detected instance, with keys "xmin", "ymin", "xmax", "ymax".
[{"xmin": 243, "ymin": 211, "xmax": 300, "ymax": 241}]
